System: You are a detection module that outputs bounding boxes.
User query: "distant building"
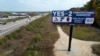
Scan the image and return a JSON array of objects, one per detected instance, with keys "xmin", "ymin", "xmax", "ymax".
[{"xmin": 11, "ymin": 12, "xmax": 28, "ymax": 16}]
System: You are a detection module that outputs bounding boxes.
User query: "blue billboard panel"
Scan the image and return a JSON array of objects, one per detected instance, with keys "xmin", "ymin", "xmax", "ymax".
[
  {"xmin": 72, "ymin": 12, "xmax": 94, "ymax": 18},
  {"xmin": 72, "ymin": 12, "xmax": 94, "ymax": 24},
  {"xmin": 52, "ymin": 11, "xmax": 72, "ymax": 23},
  {"xmin": 52, "ymin": 11, "xmax": 94, "ymax": 24}
]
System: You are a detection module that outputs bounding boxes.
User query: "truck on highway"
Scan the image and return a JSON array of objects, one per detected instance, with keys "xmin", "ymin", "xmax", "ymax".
[{"xmin": 0, "ymin": 16, "xmax": 7, "ymax": 25}]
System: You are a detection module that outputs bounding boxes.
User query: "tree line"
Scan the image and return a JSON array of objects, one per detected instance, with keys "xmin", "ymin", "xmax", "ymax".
[{"xmin": 70, "ymin": 0, "xmax": 100, "ymax": 28}]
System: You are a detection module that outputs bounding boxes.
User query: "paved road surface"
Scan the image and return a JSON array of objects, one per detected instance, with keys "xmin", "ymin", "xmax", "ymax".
[{"xmin": 0, "ymin": 13, "xmax": 48, "ymax": 36}]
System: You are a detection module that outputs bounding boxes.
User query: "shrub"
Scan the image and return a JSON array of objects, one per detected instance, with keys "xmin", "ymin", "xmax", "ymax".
[
  {"xmin": 34, "ymin": 34, "xmax": 42, "ymax": 43},
  {"xmin": 25, "ymin": 25, "xmax": 34, "ymax": 31},
  {"xmin": 92, "ymin": 44, "xmax": 100, "ymax": 56},
  {"xmin": 0, "ymin": 40, "xmax": 4, "ymax": 45}
]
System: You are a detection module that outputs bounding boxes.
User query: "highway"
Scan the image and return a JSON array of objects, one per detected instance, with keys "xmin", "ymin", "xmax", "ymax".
[{"xmin": 0, "ymin": 13, "xmax": 48, "ymax": 36}]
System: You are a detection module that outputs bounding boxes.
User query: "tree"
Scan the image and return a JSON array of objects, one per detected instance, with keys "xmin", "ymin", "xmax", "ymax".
[{"xmin": 96, "ymin": 0, "xmax": 100, "ymax": 5}]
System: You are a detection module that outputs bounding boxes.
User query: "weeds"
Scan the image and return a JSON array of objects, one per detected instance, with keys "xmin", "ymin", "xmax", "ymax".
[
  {"xmin": 92, "ymin": 44, "xmax": 100, "ymax": 56},
  {"xmin": 34, "ymin": 34, "xmax": 42, "ymax": 43}
]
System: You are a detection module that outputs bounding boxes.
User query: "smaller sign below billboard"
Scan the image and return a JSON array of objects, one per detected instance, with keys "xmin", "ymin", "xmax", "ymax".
[
  {"xmin": 52, "ymin": 17, "xmax": 72, "ymax": 23},
  {"xmin": 85, "ymin": 18, "xmax": 94, "ymax": 24}
]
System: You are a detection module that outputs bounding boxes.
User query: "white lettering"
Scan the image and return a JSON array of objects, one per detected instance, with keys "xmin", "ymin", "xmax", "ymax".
[
  {"xmin": 53, "ymin": 11, "xmax": 57, "ymax": 16},
  {"xmin": 61, "ymin": 11, "xmax": 64, "ymax": 16},
  {"xmin": 57, "ymin": 11, "xmax": 61, "ymax": 16},
  {"xmin": 76, "ymin": 14, "xmax": 91, "ymax": 16},
  {"xmin": 53, "ymin": 11, "xmax": 64, "ymax": 16}
]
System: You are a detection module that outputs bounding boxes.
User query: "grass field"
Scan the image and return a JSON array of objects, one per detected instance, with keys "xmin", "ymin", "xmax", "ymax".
[{"xmin": 62, "ymin": 25, "xmax": 100, "ymax": 56}]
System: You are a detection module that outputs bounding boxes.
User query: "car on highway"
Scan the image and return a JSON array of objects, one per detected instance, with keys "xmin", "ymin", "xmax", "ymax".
[
  {"xmin": 0, "ymin": 16, "xmax": 7, "ymax": 25},
  {"xmin": 0, "ymin": 21, "xmax": 7, "ymax": 25}
]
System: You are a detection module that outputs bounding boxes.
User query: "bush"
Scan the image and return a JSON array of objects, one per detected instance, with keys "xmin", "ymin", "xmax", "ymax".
[
  {"xmin": 0, "ymin": 40, "xmax": 4, "ymax": 45},
  {"xmin": 24, "ymin": 50, "xmax": 38, "ymax": 56},
  {"xmin": 6, "ymin": 33, "xmax": 17, "ymax": 40},
  {"xmin": 25, "ymin": 25, "xmax": 34, "ymax": 31},
  {"xmin": 92, "ymin": 44, "xmax": 100, "ymax": 56},
  {"xmin": 2, "ymin": 38, "xmax": 8, "ymax": 43},
  {"xmin": 34, "ymin": 34, "xmax": 42, "ymax": 43}
]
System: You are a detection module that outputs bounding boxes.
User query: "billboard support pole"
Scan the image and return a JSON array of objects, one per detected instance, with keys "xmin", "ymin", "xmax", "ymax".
[{"xmin": 68, "ymin": 24, "xmax": 74, "ymax": 51}]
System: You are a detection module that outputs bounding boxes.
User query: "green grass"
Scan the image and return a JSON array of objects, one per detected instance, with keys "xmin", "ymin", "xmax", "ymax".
[
  {"xmin": 0, "ymin": 30, "xmax": 23, "ymax": 45},
  {"xmin": 62, "ymin": 25, "xmax": 100, "ymax": 41},
  {"xmin": 34, "ymin": 34, "xmax": 42, "ymax": 43}
]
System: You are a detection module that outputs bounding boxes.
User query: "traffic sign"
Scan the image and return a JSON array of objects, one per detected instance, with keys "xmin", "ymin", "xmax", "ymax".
[
  {"xmin": 52, "ymin": 10, "xmax": 95, "ymax": 52},
  {"xmin": 52, "ymin": 11, "xmax": 94, "ymax": 24},
  {"xmin": 72, "ymin": 11, "xmax": 94, "ymax": 24},
  {"xmin": 52, "ymin": 11, "xmax": 72, "ymax": 23}
]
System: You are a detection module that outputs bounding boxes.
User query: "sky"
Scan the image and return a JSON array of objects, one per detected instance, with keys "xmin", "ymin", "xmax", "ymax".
[{"xmin": 0, "ymin": 0, "xmax": 90, "ymax": 12}]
